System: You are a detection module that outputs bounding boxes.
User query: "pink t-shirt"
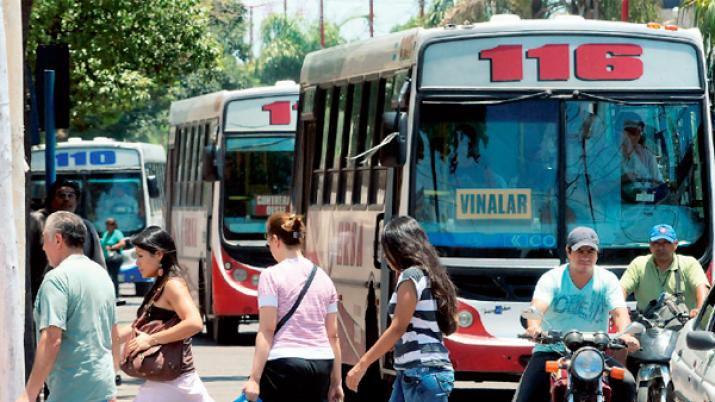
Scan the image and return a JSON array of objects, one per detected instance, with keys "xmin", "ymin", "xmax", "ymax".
[{"xmin": 257, "ymin": 255, "xmax": 338, "ymax": 360}]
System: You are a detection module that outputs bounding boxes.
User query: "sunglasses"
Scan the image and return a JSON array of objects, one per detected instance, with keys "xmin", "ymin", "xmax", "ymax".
[{"xmin": 624, "ymin": 127, "xmax": 642, "ymax": 136}]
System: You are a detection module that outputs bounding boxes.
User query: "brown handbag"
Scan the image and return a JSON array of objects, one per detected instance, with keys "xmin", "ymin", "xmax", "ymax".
[{"xmin": 120, "ymin": 283, "xmax": 185, "ymax": 382}]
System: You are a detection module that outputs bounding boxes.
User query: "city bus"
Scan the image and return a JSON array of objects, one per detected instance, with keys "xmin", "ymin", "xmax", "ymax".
[
  {"xmin": 31, "ymin": 137, "xmax": 166, "ymax": 294},
  {"xmin": 166, "ymin": 81, "xmax": 299, "ymax": 344},
  {"xmin": 293, "ymin": 16, "xmax": 714, "ymax": 387}
]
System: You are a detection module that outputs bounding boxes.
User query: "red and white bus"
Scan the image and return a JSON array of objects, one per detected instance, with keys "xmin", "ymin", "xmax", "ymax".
[
  {"xmin": 166, "ymin": 81, "xmax": 299, "ymax": 343},
  {"xmin": 292, "ymin": 16, "xmax": 713, "ymax": 388}
]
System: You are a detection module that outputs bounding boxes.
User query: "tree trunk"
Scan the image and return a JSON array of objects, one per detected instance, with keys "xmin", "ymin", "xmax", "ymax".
[{"xmin": 0, "ymin": 0, "xmax": 27, "ymax": 400}]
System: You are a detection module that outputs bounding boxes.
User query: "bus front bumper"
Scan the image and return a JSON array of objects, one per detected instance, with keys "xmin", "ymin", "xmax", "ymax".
[
  {"xmin": 118, "ymin": 265, "xmax": 152, "ymax": 283},
  {"xmin": 445, "ymin": 333, "xmax": 533, "ymax": 380}
]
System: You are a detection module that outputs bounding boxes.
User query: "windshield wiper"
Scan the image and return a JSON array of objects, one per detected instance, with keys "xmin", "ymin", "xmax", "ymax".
[
  {"xmin": 572, "ymin": 90, "xmax": 704, "ymax": 105},
  {"xmin": 422, "ymin": 90, "xmax": 553, "ymax": 105}
]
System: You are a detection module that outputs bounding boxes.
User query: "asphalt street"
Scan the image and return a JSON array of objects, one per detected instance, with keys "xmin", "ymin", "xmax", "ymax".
[{"xmin": 115, "ymin": 286, "xmax": 517, "ymax": 402}]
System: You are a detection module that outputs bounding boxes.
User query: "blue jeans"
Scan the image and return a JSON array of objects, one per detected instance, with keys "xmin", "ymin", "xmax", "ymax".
[{"xmin": 389, "ymin": 367, "xmax": 454, "ymax": 402}]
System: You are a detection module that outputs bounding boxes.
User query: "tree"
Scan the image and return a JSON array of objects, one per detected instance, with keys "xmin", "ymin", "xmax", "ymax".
[
  {"xmin": 403, "ymin": 0, "xmax": 659, "ymax": 27},
  {"xmin": 26, "ymin": 0, "xmax": 221, "ymax": 131},
  {"xmin": 255, "ymin": 14, "xmax": 344, "ymax": 84},
  {"xmin": 682, "ymin": 0, "xmax": 715, "ymax": 79}
]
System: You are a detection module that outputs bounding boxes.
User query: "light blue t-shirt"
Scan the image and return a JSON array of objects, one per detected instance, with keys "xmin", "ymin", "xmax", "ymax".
[
  {"xmin": 34, "ymin": 254, "xmax": 117, "ymax": 402},
  {"xmin": 532, "ymin": 264, "xmax": 626, "ymax": 353}
]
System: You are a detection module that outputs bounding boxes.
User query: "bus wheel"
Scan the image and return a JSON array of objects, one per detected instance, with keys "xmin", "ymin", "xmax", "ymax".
[
  {"xmin": 212, "ymin": 316, "xmax": 240, "ymax": 345},
  {"xmin": 135, "ymin": 282, "xmax": 152, "ymax": 297}
]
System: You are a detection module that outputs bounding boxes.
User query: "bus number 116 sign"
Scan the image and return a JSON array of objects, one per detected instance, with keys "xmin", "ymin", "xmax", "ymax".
[{"xmin": 479, "ymin": 43, "xmax": 643, "ymax": 82}]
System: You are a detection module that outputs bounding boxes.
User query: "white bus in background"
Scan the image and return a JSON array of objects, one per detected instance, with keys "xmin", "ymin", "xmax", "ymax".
[
  {"xmin": 166, "ymin": 81, "xmax": 298, "ymax": 344},
  {"xmin": 31, "ymin": 137, "xmax": 166, "ymax": 295}
]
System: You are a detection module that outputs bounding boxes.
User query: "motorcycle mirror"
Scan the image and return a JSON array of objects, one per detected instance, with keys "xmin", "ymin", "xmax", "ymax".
[
  {"xmin": 622, "ymin": 321, "xmax": 646, "ymax": 336},
  {"xmin": 521, "ymin": 306, "xmax": 544, "ymax": 321}
]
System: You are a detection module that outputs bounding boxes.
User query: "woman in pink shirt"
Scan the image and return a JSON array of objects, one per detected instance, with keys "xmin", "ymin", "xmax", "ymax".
[{"xmin": 243, "ymin": 213, "xmax": 343, "ymax": 402}]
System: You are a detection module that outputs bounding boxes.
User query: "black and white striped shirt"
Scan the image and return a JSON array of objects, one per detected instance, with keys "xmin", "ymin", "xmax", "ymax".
[{"xmin": 388, "ymin": 266, "xmax": 452, "ymax": 370}]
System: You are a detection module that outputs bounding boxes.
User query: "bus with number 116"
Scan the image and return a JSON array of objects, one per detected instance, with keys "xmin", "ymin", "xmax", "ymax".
[
  {"xmin": 292, "ymin": 16, "xmax": 714, "ymax": 390},
  {"xmin": 166, "ymin": 81, "xmax": 299, "ymax": 343}
]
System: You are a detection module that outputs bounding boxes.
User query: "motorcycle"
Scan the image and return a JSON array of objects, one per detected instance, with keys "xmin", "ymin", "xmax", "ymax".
[
  {"xmin": 520, "ymin": 307, "xmax": 645, "ymax": 402},
  {"xmin": 628, "ymin": 292, "xmax": 690, "ymax": 402}
]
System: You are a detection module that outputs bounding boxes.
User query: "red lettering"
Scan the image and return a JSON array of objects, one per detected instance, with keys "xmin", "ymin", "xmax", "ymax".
[
  {"xmin": 575, "ymin": 44, "xmax": 643, "ymax": 81},
  {"xmin": 479, "ymin": 45, "xmax": 523, "ymax": 82},
  {"xmin": 335, "ymin": 222, "xmax": 364, "ymax": 267},
  {"xmin": 262, "ymin": 101, "xmax": 292, "ymax": 125},
  {"xmin": 526, "ymin": 44, "xmax": 569, "ymax": 81}
]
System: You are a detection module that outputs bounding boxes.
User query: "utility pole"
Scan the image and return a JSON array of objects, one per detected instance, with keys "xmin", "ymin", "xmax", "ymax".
[
  {"xmin": 369, "ymin": 0, "xmax": 374, "ymax": 37},
  {"xmin": 249, "ymin": 6, "xmax": 254, "ymax": 50},
  {"xmin": 284, "ymin": 0, "xmax": 287, "ymax": 18},
  {"xmin": 320, "ymin": 0, "xmax": 325, "ymax": 47},
  {"xmin": 419, "ymin": 0, "xmax": 424, "ymax": 19}
]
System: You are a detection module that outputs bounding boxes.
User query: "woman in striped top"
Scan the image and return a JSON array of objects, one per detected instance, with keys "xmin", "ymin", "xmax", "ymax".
[{"xmin": 346, "ymin": 216, "xmax": 458, "ymax": 402}]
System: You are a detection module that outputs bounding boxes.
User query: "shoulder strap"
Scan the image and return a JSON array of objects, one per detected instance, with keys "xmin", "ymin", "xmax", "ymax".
[
  {"xmin": 137, "ymin": 280, "xmax": 168, "ymax": 321},
  {"xmin": 673, "ymin": 255, "xmax": 684, "ymax": 300},
  {"xmin": 275, "ymin": 264, "xmax": 318, "ymax": 334}
]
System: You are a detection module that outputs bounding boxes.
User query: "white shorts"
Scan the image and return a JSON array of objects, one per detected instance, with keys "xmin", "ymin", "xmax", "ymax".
[{"xmin": 133, "ymin": 371, "xmax": 215, "ymax": 402}]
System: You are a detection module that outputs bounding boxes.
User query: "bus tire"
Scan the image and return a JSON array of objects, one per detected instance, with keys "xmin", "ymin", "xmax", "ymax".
[
  {"xmin": 212, "ymin": 316, "xmax": 240, "ymax": 345},
  {"xmin": 135, "ymin": 282, "xmax": 152, "ymax": 297}
]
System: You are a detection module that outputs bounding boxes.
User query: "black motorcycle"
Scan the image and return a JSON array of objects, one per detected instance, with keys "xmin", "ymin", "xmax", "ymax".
[
  {"xmin": 628, "ymin": 293, "xmax": 690, "ymax": 402},
  {"xmin": 520, "ymin": 307, "xmax": 645, "ymax": 402}
]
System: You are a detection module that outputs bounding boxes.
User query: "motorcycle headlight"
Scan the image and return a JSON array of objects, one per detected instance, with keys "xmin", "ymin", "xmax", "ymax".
[{"xmin": 571, "ymin": 347, "xmax": 604, "ymax": 381}]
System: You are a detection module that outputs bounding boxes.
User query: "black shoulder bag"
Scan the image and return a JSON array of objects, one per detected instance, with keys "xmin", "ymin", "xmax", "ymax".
[{"xmin": 275, "ymin": 264, "xmax": 318, "ymax": 333}]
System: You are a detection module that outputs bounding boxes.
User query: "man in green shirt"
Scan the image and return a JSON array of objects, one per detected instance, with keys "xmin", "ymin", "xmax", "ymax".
[
  {"xmin": 17, "ymin": 211, "xmax": 117, "ymax": 402},
  {"xmin": 621, "ymin": 224, "xmax": 709, "ymax": 318}
]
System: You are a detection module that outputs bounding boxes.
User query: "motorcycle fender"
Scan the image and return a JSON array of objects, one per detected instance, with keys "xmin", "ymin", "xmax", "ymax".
[{"xmin": 637, "ymin": 364, "xmax": 669, "ymax": 383}]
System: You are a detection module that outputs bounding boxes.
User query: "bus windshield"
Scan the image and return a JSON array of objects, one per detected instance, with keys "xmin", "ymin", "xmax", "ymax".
[
  {"xmin": 85, "ymin": 173, "xmax": 146, "ymax": 235},
  {"xmin": 413, "ymin": 99, "xmax": 706, "ymax": 258},
  {"xmin": 222, "ymin": 136, "xmax": 294, "ymax": 240}
]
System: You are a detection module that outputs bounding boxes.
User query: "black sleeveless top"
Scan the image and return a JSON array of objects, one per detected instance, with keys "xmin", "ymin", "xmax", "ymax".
[{"xmin": 145, "ymin": 304, "xmax": 195, "ymax": 374}]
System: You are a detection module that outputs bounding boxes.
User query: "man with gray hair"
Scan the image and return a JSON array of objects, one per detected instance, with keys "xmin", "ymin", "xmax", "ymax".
[{"xmin": 17, "ymin": 211, "xmax": 118, "ymax": 402}]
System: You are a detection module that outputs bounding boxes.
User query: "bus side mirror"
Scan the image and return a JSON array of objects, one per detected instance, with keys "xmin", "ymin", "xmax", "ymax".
[
  {"xmin": 146, "ymin": 175, "xmax": 160, "ymax": 198},
  {"xmin": 379, "ymin": 111, "xmax": 407, "ymax": 167},
  {"xmin": 202, "ymin": 144, "xmax": 220, "ymax": 182}
]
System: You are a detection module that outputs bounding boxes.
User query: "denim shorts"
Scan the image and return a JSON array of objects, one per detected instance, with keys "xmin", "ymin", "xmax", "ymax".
[{"xmin": 389, "ymin": 367, "xmax": 454, "ymax": 402}]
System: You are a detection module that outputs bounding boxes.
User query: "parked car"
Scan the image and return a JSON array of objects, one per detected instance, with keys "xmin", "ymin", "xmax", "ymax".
[{"xmin": 670, "ymin": 285, "xmax": 715, "ymax": 401}]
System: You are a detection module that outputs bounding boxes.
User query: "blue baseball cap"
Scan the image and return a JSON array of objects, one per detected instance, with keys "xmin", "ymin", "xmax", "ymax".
[{"xmin": 649, "ymin": 224, "xmax": 677, "ymax": 243}]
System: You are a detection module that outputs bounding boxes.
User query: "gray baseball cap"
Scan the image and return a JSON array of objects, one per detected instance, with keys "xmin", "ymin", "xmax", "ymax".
[{"xmin": 567, "ymin": 227, "xmax": 599, "ymax": 251}]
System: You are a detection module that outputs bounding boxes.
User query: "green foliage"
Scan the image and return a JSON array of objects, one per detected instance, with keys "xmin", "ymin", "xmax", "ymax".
[
  {"xmin": 255, "ymin": 14, "xmax": 344, "ymax": 84},
  {"xmin": 683, "ymin": 0, "xmax": 715, "ymax": 79},
  {"xmin": 27, "ymin": 0, "xmax": 221, "ymax": 132},
  {"xmin": 399, "ymin": 0, "xmax": 659, "ymax": 29}
]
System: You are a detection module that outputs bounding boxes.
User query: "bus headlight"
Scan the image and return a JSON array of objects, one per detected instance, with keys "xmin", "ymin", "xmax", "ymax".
[
  {"xmin": 223, "ymin": 262, "xmax": 232, "ymax": 270},
  {"xmin": 232, "ymin": 268, "xmax": 248, "ymax": 282},
  {"xmin": 571, "ymin": 347, "xmax": 604, "ymax": 381},
  {"xmin": 458, "ymin": 310, "xmax": 474, "ymax": 328},
  {"xmin": 251, "ymin": 274, "xmax": 260, "ymax": 287}
]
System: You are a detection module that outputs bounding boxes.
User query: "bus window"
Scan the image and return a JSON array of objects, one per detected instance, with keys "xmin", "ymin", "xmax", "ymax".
[
  {"xmin": 222, "ymin": 136, "xmax": 294, "ymax": 240},
  {"xmin": 87, "ymin": 175, "xmax": 146, "ymax": 234},
  {"xmin": 565, "ymin": 101, "xmax": 705, "ymax": 249},
  {"xmin": 345, "ymin": 83, "xmax": 364, "ymax": 205},
  {"xmin": 413, "ymin": 100, "xmax": 559, "ymax": 251},
  {"xmin": 334, "ymin": 85, "xmax": 352, "ymax": 204}
]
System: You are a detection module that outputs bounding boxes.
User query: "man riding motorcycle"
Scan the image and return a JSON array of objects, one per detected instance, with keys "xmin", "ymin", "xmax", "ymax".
[
  {"xmin": 513, "ymin": 227, "xmax": 640, "ymax": 402},
  {"xmin": 620, "ymin": 224, "xmax": 709, "ymax": 318}
]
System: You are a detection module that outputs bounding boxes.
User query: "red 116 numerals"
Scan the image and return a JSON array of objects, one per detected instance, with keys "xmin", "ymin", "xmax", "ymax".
[
  {"xmin": 262, "ymin": 101, "xmax": 298, "ymax": 125},
  {"xmin": 478, "ymin": 43, "xmax": 643, "ymax": 82}
]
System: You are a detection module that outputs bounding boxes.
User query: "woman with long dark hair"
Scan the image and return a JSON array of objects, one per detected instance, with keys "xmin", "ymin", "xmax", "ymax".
[
  {"xmin": 346, "ymin": 216, "xmax": 457, "ymax": 402},
  {"xmin": 116, "ymin": 226, "xmax": 213, "ymax": 402}
]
